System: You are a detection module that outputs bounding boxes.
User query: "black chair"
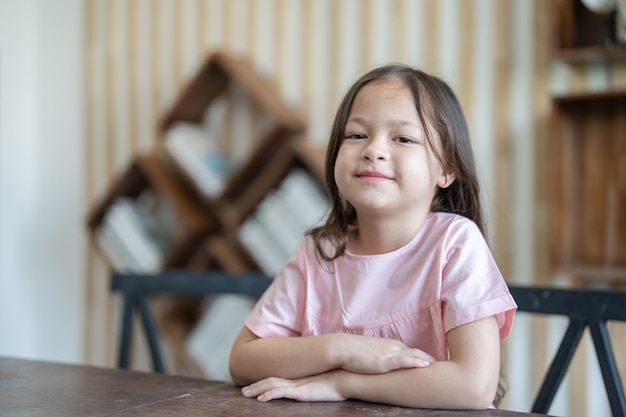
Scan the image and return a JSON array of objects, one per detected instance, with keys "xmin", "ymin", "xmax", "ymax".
[
  {"xmin": 509, "ymin": 285, "xmax": 626, "ymax": 417},
  {"xmin": 111, "ymin": 274, "xmax": 626, "ymax": 415},
  {"xmin": 111, "ymin": 271, "xmax": 273, "ymax": 374}
]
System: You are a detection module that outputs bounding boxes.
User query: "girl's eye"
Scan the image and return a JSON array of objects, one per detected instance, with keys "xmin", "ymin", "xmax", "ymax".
[
  {"xmin": 395, "ymin": 136, "xmax": 414, "ymax": 144},
  {"xmin": 345, "ymin": 133, "xmax": 367, "ymax": 140}
]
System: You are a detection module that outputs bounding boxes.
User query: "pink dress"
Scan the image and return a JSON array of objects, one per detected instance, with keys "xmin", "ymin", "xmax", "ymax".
[{"xmin": 245, "ymin": 212, "xmax": 517, "ymax": 360}]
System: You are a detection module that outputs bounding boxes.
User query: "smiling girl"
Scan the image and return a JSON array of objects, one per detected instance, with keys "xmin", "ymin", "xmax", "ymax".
[{"xmin": 228, "ymin": 64, "xmax": 517, "ymax": 410}]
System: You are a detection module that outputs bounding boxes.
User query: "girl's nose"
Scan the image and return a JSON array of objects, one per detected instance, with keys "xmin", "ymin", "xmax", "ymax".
[{"xmin": 361, "ymin": 138, "xmax": 389, "ymax": 161}]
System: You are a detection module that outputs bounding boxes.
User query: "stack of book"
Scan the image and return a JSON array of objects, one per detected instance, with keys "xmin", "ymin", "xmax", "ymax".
[
  {"xmin": 164, "ymin": 122, "xmax": 232, "ymax": 198},
  {"xmin": 95, "ymin": 192, "xmax": 169, "ymax": 273},
  {"xmin": 238, "ymin": 168, "xmax": 329, "ymax": 276}
]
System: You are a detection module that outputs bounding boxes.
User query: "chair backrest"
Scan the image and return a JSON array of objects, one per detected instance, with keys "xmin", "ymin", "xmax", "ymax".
[
  {"xmin": 508, "ymin": 285, "xmax": 626, "ymax": 417},
  {"xmin": 111, "ymin": 271, "xmax": 273, "ymax": 374}
]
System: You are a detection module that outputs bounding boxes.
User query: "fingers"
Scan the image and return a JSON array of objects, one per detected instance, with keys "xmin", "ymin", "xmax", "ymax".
[
  {"xmin": 389, "ymin": 354, "xmax": 431, "ymax": 369},
  {"xmin": 241, "ymin": 377, "xmax": 284, "ymax": 399},
  {"xmin": 339, "ymin": 335, "xmax": 436, "ymax": 374},
  {"xmin": 402, "ymin": 347, "xmax": 436, "ymax": 364},
  {"xmin": 248, "ymin": 386, "xmax": 288, "ymax": 402},
  {"xmin": 242, "ymin": 377, "xmax": 301, "ymax": 402},
  {"xmin": 400, "ymin": 348, "xmax": 436, "ymax": 368},
  {"xmin": 241, "ymin": 373, "xmax": 346, "ymax": 403},
  {"xmin": 386, "ymin": 346, "xmax": 436, "ymax": 369},
  {"xmin": 347, "ymin": 347, "xmax": 434, "ymax": 374},
  {"xmin": 371, "ymin": 351, "xmax": 431, "ymax": 372}
]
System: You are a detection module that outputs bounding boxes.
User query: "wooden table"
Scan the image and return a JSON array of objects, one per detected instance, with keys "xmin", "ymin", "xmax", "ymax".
[{"xmin": 0, "ymin": 357, "xmax": 553, "ymax": 416}]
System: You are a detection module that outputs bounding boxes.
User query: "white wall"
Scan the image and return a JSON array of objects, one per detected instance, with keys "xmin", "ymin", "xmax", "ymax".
[{"xmin": 0, "ymin": 0, "xmax": 84, "ymax": 363}]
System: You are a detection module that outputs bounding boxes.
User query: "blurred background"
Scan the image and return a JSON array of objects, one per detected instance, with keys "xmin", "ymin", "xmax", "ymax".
[{"xmin": 1, "ymin": 0, "xmax": 624, "ymax": 416}]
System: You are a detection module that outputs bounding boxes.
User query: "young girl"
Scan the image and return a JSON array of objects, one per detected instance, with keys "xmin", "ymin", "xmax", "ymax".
[{"xmin": 229, "ymin": 64, "xmax": 517, "ymax": 410}]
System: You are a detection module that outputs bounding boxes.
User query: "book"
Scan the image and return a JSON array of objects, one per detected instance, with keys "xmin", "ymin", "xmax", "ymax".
[
  {"xmin": 236, "ymin": 169, "xmax": 329, "ymax": 277},
  {"xmin": 94, "ymin": 221, "xmax": 130, "ymax": 271},
  {"xmin": 253, "ymin": 190, "xmax": 303, "ymax": 259},
  {"xmin": 97, "ymin": 213, "xmax": 144, "ymax": 272},
  {"xmin": 107, "ymin": 197, "xmax": 163, "ymax": 273},
  {"xmin": 133, "ymin": 189, "xmax": 182, "ymax": 256},
  {"xmin": 164, "ymin": 122, "xmax": 231, "ymax": 198},
  {"xmin": 237, "ymin": 215, "xmax": 287, "ymax": 276},
  {"xmin": 185, "ymin": 294, "xmax": 257, "ymax": 381},
  {"xmin": 274, "ymin": 168, "xmax": 328, "ymax": 230}
]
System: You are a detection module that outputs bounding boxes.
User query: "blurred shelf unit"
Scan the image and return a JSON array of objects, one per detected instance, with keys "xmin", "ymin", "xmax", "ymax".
[
  {"xmin": 224, "ymin": 140, "xmax": 329, "ymax": 277},
  {"xmin": 552, "ymin": 0, "xmax": 626, "ymax": 63},
  {"xmin": 159, "ymin": 234, "xmax": 259, "ymax": 379},
  {"xmin": 155, "ymin": 50, "xmax": 329, "ymax": 275},
  {"xmin": 86, "ymin": 51, "xmax": 330, "ymax": 377},
  {"xmin": 87, "ymin": 154, "xmax": 215, "ymax": 272},
  {"xmin": 549, "ymin": 0, "xmax": 626, "ymax": 285},
  {"xmin": 158, "ymin": 51, "xmax": 305, "ymax": 209},
  {"xmin": 87, "ymin": 51, "xmax": 313, "ymax": 274}
]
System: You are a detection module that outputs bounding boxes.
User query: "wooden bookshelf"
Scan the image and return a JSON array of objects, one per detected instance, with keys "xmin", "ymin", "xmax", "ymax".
[
  {"xmin": 159, "ymin": 235, "xmax": 258, "ymax": 378},
  {"xmin": 549, "ymin": 91, "xmax": 626, "ymax": 283},
  {"xmin": 217, "ymin": 139, "xmax": 326, "ymax": 231},
  {"xmin": 553, "ymin": 0, "xmax": 622, "ymax": 53},
  {"xmin": 88, "ymin": 52, "xmax": 312, "ymax": 272},
  {"xmin": 86, "ymin": 51, "xmax": 328, "ymax": 376},
  {"xmin": 160, "ymin": 52, "xmax": 304, "ymax": 134},
  {"xmin": 217, "ymin": 139, "xmax": 328, "ymax": 276},
  {"xmin": 87, "ymin": 153, "xmax": 216, "ymax": 270},
  {"xmin": 158, "ymin": 51, "xmax": 306, "ymax": 210},
  {"xmin": 549, "ymin": 0, "xmax": 626, "ymax": 285}
]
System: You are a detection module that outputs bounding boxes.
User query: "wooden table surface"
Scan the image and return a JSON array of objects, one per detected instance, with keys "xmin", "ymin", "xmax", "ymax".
[{"xmin": 0, "ymin": 357, "xmax": 554, "ymax": 417}]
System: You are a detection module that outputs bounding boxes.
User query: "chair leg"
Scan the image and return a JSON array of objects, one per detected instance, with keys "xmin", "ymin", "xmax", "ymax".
[
  {"xmin": 138, "ymin": 295, "xmax": 165, "ymax": 373},
  {"xmin": 118, "ymin": 295, "xmax": 135, "ymax": 369},
  {"xmin": 588, "ymin": 321, "xmax": 626, "ymax": 417},
  {"xmin": 532, "ymin": 319, "xmax": 586, "ymax": 414}
]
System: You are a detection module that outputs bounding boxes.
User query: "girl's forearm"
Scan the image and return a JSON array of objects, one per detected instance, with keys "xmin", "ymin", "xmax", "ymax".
[
  {"xmin": 337, "ymin": 360, "xmax": 497, "ymax": 410},
  {"xmin": 229, "ymin": 333, "xmax": 343, "ymax": 385},
  {"xmin": 230, "ymin": 328, "xmax": 437, "ymax": 386},
  {"xmin": 338, "ymin": 318, "xmax": 501, "ymax": 410}
]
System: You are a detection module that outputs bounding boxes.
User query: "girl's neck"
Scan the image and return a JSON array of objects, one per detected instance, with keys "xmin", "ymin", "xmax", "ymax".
[{"xmin": 347, "ymin": 211, "xmax": 431, "ymax": 255}]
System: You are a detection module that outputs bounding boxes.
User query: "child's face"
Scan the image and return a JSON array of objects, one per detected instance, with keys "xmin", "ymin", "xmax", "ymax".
[{"xmin": 334, "ymin": 78, "xmax": 449, "ymax": 222}]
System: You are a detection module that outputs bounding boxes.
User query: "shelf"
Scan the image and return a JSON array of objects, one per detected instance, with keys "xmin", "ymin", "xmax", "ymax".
[
  {"xmin": 547, "ymin": 1, "xmax": 626, "ymax": 286},
  {"xmin": 218, "ymin": 139, "xmax": 327, "ymax": 231},
  {"xmin": 87, "ymin": 154, "xmax": 216, "ymax": 269},
  {"xmin": 159, "ymin": 52, "xmax": 305, "ymax": 211},
  {"xmin": 160, "ymin": 52, "xmax": 304, "ymax": 134},
  {"xmin": 87, "ymin": 51, "xmax": 317, "ymax": 374},
  {"xmin": 549, "ymin": 96, "xmax": 625, "ymax": 282},
  {"xmin": 186, "ymin": 235, "xmax": 257, "ymax": 273},
  {"xmin": 553, "ymin": 0, "xmax": 619, "ymax": 54},
  {"xmin": 552, "ymin": 88, "xmax": 626, "ymax": 103},
  {"xmin": 214, "ymin": 139, "xmax": 328, "ymax": 277},
  {"xmin": 553, "ymin": 44, "xmax": 626, "ymax": 64}
]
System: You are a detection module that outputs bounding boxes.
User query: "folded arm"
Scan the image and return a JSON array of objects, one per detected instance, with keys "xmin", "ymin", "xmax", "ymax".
[
  {"xmin": 233, "ymin": 316, "xmax": 501, "ymax": 410},
  {"xmin": 229, "ymin": 326, "xmax": 434, "ymax": 386}
]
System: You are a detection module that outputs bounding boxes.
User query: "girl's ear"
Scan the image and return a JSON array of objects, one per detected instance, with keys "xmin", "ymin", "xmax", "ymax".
[{"xmin": 437, "ymin": 172, "xmax": 456, "ymax": 189}]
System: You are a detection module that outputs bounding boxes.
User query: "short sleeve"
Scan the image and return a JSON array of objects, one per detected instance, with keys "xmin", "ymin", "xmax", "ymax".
[
  {"xmin": 440, "ymin": 220, "xmax": 517, "ymax": 342},
  {"xmin": 244, "ymin": 242, "xmax": 308, "ymax": 338}
]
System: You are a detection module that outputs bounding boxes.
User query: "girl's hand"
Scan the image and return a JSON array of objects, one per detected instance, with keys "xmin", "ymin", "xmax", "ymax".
[
  {"xmin": 241, "ymin": 371, "xmax": 346, "ymax": 403},
  {"xmin": 336, "ymin": 334, "xmax": 435, "ymax": 374}
]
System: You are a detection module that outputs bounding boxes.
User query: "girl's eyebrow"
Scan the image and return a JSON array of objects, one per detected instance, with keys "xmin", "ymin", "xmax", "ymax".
[
  {"xmin": 347, "ymin": 116, "xmax": 420, "ymax": 129},
  {"xmin": 345, "ymin": 116, "xmax": 368, "ymax": 126},
  {"xmin": 388, "ymin": 119, "xmax": 420, "ymax": 128}
]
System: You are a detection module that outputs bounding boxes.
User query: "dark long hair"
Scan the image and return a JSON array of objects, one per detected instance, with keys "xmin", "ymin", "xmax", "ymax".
[
  {"xmin": 308, "ymin": 63, "xmax": 504, "ymax": 407},
  {"xmin": 309, "ymin": 64, "xmax": 484, "ymax": 261}
]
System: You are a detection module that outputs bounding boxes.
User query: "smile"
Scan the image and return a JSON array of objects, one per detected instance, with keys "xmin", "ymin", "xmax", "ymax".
[{"xmin": 357, "ymin": 171, "xmax": 391, "ymax": 182}]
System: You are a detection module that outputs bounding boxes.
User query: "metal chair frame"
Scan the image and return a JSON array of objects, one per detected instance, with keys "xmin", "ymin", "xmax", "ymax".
[
  {"xmin": 111, "ymin": 271, "xmax": 272, "ymax": 373},
  {"xmin": 509, "ymin": 285, "xmax": 626, "ymax": 417},
  {"xmin": 111, "ymin": 275, "xmax": 625, "ymax": 416}
]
